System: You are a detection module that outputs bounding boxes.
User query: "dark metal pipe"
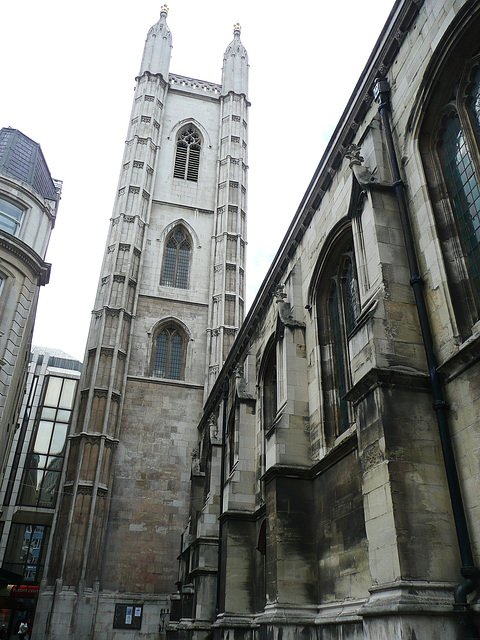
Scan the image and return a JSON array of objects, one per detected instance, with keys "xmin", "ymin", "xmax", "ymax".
[
  {"xmin": 373, "ymin": 78, "xmax": 478, "ymax": 637},
  {"xmin": 215, "ymin": 378, "xmax": 229, "ymax": 616}
]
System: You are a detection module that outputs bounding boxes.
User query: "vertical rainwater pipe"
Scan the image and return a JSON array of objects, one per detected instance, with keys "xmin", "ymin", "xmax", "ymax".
[
  {"xmin": 215, "ymin": 379, "xmax": 229, "ymax": 615},
  {"xmin": 373, "ymin": 78, "xmax": 478, "ymax": 638}
]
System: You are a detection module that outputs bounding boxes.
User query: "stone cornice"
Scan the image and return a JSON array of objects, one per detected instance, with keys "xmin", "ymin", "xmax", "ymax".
[
  {"xmin": 0, "ymin": 232, "xmax": 51, "ymax": 285},
  {"xmin": 345, "ymin": 366, "xmax": 431, "ymax": 405},
  {"xmin": 438, "ymin": 330, "xmax": 480, "ymax": 382},
  {"xmin": 151, "ymin": 199, "xmax": 214, "ymax": 215},
  {"xmin": 0, "ymin": 173, "xmax": 58, "ymax": 219},
  {"xmin": 126, "ymin": 375, "xmax": 204, "ymax": 390}
]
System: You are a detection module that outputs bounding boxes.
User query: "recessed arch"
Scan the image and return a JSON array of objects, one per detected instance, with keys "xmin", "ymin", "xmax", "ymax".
[
  {"xmin": 160, "ymin": 224, "xmax": 193, "ymax": 289},
  {"xmin": 148, "ymin": 318, "xmax": 190, "ymax": 381},
  {"xmin": 168, "ymin": 118, "xmax": 211, "ymax": 149},
  {"xmin": 259, "ymin": 334, "xmax": 277, "ymax": 433},
  {"xmin": 416, "ymin": 8, "xmax": 480, "ymax": 339},
  {"xmin": 313, "ymin": 225, "xmax": 360, "ymax": 444},
  {"xmin": 307, "ymin": 218, "xmax": 352, "ymax": 308}
]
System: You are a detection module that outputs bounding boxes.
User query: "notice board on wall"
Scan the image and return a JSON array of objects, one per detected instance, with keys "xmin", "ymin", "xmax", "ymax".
[{"xmin": 113, "ymin": 603, "xmax": 143, "ymax": 629}]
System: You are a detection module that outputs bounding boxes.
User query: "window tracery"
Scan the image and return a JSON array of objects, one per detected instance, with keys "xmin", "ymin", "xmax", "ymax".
[
  {"xmin": 161, "ymin": 227, "xmax": 191, "ymax": 289},
  {"xmin": 263, "ymin": 341, "xmax": 277, "ymax": 432},
  {"xmin": 173, "ymin": 126, "xmax": 201, "ymax": 182},
  {"xmin": 317, "ymin": 238, "xmax": 359, "ymax": 441},
  {"xmin": 421, "ymin": 53, "xmax": 480, "ymax": 336},
  {"xmin": 152, "ymin": 325, "xmax": 185, "ymax": 380}
]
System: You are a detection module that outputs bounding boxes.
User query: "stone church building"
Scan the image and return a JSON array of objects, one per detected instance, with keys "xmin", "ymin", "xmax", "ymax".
[{"xmin": 35, "ymin": 0, "xmax": 480, "ymax": 639}]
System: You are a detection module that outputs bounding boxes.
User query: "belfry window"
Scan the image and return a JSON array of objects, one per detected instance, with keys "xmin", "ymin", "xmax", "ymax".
[
  {"xmin": 421, "ymin": 52, "xmax": 480, "ymax": 337},
  {"xmin": 174, "ymin": 126, "xmax": 201, "ymax": 182},
  {"xmin": 317, "ymin": 238, "xmax": 359, "ymax": 441},
  {"xmin": 152, "ymin": 325, "xmax": 185, "ymax": 380},
  {"xmin": 161, "ymin": 227, "xmax": 191, "ymax": 288}
]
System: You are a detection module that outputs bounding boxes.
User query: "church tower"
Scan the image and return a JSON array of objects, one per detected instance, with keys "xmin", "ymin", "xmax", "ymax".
[{"xmin": 35, "ymin": 8, "xmax": 249, "ymax": 639}]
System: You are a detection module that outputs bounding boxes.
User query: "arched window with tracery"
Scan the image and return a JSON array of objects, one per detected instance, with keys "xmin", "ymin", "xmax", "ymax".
[
  {"xmin": 317, "ymin": 236, "xmax": 359, "ymax": 441},
  {"xmin": 421, "ymin": 49, "xmax": 480, "ymax": 338},
  {"xmin": 152, "ymin": 324, "xmax": 186, "ymax": 380},
  {"xmin": 173, "ymin": 126, "xmax": 201, "ymax": 182},
  {"xmin": 262, "ymin": 340, "xmax": 277, "ymax": 432},
  {"xmin": 160, "ymin": 227, "xmax": 191, "ymax": 289}
]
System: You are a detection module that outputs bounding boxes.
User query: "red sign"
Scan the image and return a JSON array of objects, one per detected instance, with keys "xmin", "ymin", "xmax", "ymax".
[{"xmin": 10, "ymin": 586, "xmax": 39, "ymax": 599}]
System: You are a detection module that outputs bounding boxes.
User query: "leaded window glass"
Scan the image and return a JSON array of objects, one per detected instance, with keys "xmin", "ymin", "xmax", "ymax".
[
  {"xmin": 153, "ymin": 326, "xmax": 185, "ymax": 380},
  {"xmin": 317, "ymin": 240, "xmax": 360, "ymax": 440},
  {"xmin": 422, "ymin": 54, "xmax": 480, "ymax": 336},
  {"xmin": 263, "ymin": 343, "xmax": 277, "ymax": 431},
  {"xmin": 173, "ymin": 127, "xmax": 201, "ymax": 182},
  {"xmin": 438, "ymin": 113, "xmax": 480, "ymax": 300},
  {"xmin": 161, "ymin": 227, "xmax": 191, "ymax": 289}
]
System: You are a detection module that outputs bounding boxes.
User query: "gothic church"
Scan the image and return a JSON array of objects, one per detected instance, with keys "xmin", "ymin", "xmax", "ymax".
[{"xmin": 36, "ymin": 1, "xmax": 480, "ymax": 639}]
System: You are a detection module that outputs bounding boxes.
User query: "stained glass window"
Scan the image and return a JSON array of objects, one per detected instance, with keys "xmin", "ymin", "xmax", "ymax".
[
  {"xmin": 422, "ymin": 55, "xmax": 480, "ymax": 334},
  {"xmin": 153, "ymin": 326, "xmax": 185, "ymax": 380},
  {"xmin": 319, "ymin": 243, "xmax": 360, "ymax": 438},
  {"xmin": 161, "ymin": 227, "xmax": 191, "ymax": 288},
  {"xmin": 438, "ymin": 111, "xmax": 480, "ymax": 301},
  {"xmin": 263, "ymin": 343, "xmax": 277, "ymax": 431}
]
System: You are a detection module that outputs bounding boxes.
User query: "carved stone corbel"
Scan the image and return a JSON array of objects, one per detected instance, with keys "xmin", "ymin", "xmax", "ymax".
[
  {"xmin": 273, "ymin": 285, "xmax": 305, "ymax": 331},
  {"xmin": 233, "ymin": 362, "xmax": 255, "ymax": 403},
  {"xmin": 345, "ymin": 144, "xmax": 393, "ymax": 191}
]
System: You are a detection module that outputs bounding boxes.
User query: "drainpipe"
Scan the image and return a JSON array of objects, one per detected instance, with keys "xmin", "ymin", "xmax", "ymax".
[
  {"xmin": 373, "ymin": 78, "xmax": 479, "ymax": 639},
  {"xmin": 215, "ymin": 378, "xmax": 229, "ymax": 616}
]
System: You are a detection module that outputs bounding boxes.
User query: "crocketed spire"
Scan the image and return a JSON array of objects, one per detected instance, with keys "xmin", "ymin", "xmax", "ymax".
[
  {"xmin": 221, "ymin": 23, "xmax": 249, "ymax": 97},
  {"xmin": 139, "ymin": 5, "xmax": 172, "ymax": 79}
]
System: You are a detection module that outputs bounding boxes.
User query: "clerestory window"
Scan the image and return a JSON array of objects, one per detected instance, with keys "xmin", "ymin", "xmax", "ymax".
[
  {"xmin": 173, "ymin": 126, "xmax": 201, "ymax": 182},
  {"xmin": 160, "ymin": 227, "xmax": 191, "ymax": 289},
  {"xmin": 152, "ymin": 325, "xmax": 186, "ymax": 380}
]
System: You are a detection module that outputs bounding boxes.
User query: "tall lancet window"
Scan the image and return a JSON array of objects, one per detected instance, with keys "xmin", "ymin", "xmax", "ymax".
[
  {"xmin": 263, "ymin": 340, "xmax": 277, "ymax": 432},
  {"xmin": 161, "ymin": 227, "xmax": 191, "ymax": 288},
  {"xmin": 421, "ymin": 50, "xmax": 480, "ymax": 338},
  {"xmin": 152, "ymin": 325, "xmax": 185, "ymax": 380},
  {"xmin": 317, "ymin": 237, "xmax": 359, "ymax": 441},
  {"xmin": 437, "ymin": 67, "xmax": 480, "ymax": 306},
  {"xmin": 173, "ymin": 126, "xmax": 201, "ymax": 182}
]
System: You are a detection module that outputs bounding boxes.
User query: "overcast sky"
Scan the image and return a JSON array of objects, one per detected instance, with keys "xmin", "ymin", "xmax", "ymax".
[{"xmin": 1, "ymin": 0, "xmax": 394, "ymax": 361}]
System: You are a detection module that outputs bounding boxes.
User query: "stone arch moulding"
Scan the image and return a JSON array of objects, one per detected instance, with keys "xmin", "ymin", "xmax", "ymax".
[
  {"xmin": 146, "ymin": 317, "xmax": 192, "ymax": 379},
  {"xmin": 147, "ymin": 316, "xmax": 192, "ymax": 341},
  {"xmin": 167, "ymin": 118, "xmax": 212, "ymax": 149},
  {"xmin": 407, "ymin": 1, "xmax": 480, "ymax": 138},
  {"xmin": 160, "ymin": 218, "xmax": 200, "ymax": 249},
  {"xmin": 307, "ymin": 218, "xmax": 352, "ymax": 309}
]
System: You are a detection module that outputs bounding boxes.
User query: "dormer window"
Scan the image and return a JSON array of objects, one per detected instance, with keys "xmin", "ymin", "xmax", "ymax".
[
  {"xmin": 173, "ymin": 127, "xmax": 201, "ymax": 182},
  {"xmin": 0, "ymin": 196, "xmax": 23, "ymax": 236}
]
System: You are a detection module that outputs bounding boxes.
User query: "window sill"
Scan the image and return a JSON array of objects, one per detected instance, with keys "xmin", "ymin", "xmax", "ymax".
[
  {"xmin": 127, "ymin": 374, "xmax": 203, "ymax": 389},
  {"xmin": 438, "ymin": 321, "xmax": 480, "ymax": 382}
]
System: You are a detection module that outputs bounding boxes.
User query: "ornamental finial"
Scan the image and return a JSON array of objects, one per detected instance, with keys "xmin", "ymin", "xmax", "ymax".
[
  {"xmin": 233, "ymin": 23, "xmax": 241, "ymax": 35},
  {"xmin": 160, "ymin": 4, "xmax": 168, "ymax": 16}
]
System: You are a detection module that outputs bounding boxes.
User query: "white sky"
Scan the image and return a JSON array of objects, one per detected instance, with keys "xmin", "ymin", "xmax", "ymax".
[{"xmin": 1, "ymin": 0, "xmax": 394, "ymax": 361}]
